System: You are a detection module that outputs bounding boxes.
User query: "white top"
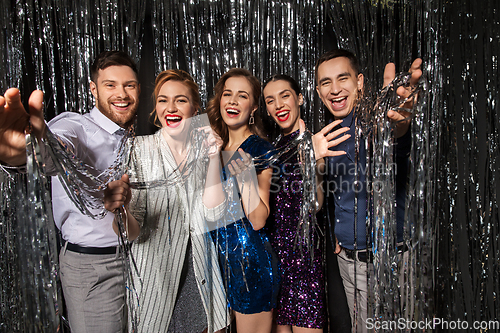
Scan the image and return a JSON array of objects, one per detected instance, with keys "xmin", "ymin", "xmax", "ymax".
[{"xmin": 49, "ymin": 107, "xmax": 125, "ymax": 247}]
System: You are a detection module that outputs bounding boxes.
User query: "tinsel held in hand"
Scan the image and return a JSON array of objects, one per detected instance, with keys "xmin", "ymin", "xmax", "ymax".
[
  {"xmin": 270, "ymin": 129, "xmax": 320, "ymax": 261},
  {"xmin": 0, "ymin": 131, "xmax": 61, "ymax": 332},
  {"xmin": 359, "ymin": 72, "xmax": 427, "ymax": 325},
  {"xmin": 0, "ymin": 120, "xmax": 134, "ymax": 331}
]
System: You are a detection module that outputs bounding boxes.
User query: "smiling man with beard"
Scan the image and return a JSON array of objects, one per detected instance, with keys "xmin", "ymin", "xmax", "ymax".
[{"xmin": 0, "ymin": 50, "xmax": 140, "ymax": 333}]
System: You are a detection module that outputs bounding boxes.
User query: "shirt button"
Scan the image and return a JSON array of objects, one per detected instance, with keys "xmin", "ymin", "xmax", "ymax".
[{"xmin": 201, "ymin": 279, "xmax": 206, "ymax": 285}]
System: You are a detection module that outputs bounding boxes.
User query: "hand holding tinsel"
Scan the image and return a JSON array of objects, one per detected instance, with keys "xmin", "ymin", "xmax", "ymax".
[
  {"xmin": 104, "ymin": 174, "xmax": 140, "ymax": 241},
  {"xmin": 198, "ymin": 125, "xmax": 223, "ymax": 158},
  {"xmin": 104, "ymin": 174, "xmax": 131, "ymax": 209},
  {"xmin": 311, "ymin": 119, "xmax": 350, "ymax": 160},
  {"xmin": 227, "ymin": 149, "xmax": 254, "ymax": 181},
  {"xmin": 227, "ymin": 148, "xmax": 261, "ymax": 220},
  {"xmin": 0, "ymin": 88, "xmax": 45, "ymax": 166},
  {"xmin": 383, "ymin": 58, "xmax": 423, "ymax": 138}
]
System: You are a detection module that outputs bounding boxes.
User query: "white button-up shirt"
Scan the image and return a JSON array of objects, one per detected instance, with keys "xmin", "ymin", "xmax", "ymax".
[{"xmin": 49, "ymin": 107, "xmax": 125, "ymax": 247}]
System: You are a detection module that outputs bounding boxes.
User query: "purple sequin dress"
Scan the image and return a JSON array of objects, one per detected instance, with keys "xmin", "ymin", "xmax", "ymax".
[{"xmin": 266, "ymin": 130, "xmax": 325, "ymax": 328}]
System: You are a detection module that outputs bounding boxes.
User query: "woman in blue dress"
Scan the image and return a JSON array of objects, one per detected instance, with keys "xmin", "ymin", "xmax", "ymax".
[{"xmin": 206, "ymin": 68, "xmax": 279, "ymax": 333}]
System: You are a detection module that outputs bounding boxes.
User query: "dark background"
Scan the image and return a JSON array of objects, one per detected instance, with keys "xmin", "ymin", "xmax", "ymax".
[{"xmin": 2, "ymin": 0, "xmax": 499, "ymax": 331}]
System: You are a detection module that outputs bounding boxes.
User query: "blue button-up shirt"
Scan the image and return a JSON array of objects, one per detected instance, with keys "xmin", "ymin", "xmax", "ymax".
[{"xmin": 326, "ymin": 110, "xmax": 410, "ymax": 250}]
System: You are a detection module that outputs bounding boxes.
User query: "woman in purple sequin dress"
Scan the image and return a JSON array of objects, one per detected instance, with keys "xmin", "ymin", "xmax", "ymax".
[{"xmin": 262, "ymin": 75, "xmax": 349, "ymax": 332}]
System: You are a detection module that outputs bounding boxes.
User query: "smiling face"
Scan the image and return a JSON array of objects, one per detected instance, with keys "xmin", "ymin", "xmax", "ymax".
[
  {"xmin": 263, "ymin": 79, "xmax": 303, "ymax": 135},
  {"xmin": 219, "ymin": 76, "xmax": 257, "ymax": 130},
  {"xmin": 316, "ymin": 56, "xmax": 364, "ymax": 119},
  {"xmin": 155, "ymin": 80, "xmax": 196, "ymax": 136},
  {"xmin": 90, "ymin": 65, "xmax": 140, "ymax": 128}
]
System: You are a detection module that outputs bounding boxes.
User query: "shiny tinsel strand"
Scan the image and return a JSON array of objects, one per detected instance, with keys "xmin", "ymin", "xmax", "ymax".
[{"xmin": 1, "ymin": 1, "xmax": 499, "ymax": 331}]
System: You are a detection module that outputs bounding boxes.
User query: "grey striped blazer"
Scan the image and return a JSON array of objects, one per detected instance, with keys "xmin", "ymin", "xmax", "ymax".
[{"xmin": 126, "ymin": 130, "xmax": 229, "ymax": 332}]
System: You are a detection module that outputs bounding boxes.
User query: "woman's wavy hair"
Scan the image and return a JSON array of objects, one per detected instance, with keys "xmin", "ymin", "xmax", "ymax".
[
  {"xmin": 206, "ymin": 68, "xmax": 265, "ymax": 149},
  {"xmin": 150, "ymin": 69, "xmax": 200, "ymax": 128}
]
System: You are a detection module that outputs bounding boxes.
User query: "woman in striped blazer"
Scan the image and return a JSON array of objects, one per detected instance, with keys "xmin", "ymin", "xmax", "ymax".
[{"xmin": 104, "ymin": 69, "xmax": 229, "ymax": 332}]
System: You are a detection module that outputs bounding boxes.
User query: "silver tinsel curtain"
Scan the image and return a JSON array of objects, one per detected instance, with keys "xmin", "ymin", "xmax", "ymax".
[
  {"xmin": 1, "ymin": 0, "xmax": 499, "ymax": 332},
  {"xmin": 150, "ymin": 0, "xmax": 323, "ymax": 127}
]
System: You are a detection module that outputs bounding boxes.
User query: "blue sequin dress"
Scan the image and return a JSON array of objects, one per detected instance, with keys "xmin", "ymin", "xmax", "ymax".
[{"xmin": 211, "ymin": 135, "xmax": 280, "ymax": 314}]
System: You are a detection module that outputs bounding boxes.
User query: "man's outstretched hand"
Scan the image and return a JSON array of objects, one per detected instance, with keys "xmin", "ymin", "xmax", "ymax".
[
  {"xmin": 383, "ymin": 58, "xmax": 423, "ymax": 138},
  {"xmin": 0, "ymin": 88, "xmax": 45, "ymax": 166}
]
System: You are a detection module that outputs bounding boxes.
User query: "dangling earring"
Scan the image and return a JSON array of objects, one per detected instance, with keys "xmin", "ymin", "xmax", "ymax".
[{"xmin": 249, "ymin": 113, "xmax": 255, "ymax": 125}]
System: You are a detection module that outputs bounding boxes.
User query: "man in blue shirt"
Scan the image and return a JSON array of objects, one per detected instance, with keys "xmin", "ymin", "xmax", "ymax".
[{"xmin": 315, "ymin": 49, "xmax": 421, "ymax": 332}]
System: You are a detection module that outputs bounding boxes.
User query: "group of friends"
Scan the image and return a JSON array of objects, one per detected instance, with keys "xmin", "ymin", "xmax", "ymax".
[{"xmin": 0, "ymin": 49, "xmax": 422, "ymax": 333}]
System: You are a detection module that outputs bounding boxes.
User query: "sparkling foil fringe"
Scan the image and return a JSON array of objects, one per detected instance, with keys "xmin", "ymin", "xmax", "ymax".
[
  {"xmin": 151, "ymin": 0, "xmax": 324, "ymax": 129},
  {"xmin": 42, "ymin": 125, "xmax": 134, "ymax": 219},
  {"xmin": 435, "ymin": 0, "xmax": 500, "ymax": 327},
  {"xmin": 1, "ymin": 0, "xmax": 499, "ymax": 331},
  {"xmin": 0, "ymin": 134, "xmax": 60, "ymax": 332},
  {"xmin": 368, "ymin": 73, "xmax": 426, "ymax": 326}
]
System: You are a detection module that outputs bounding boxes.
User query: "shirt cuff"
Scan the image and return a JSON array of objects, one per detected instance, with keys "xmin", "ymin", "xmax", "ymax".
[
  {"xmin": 204, "ymin": 199, "xmax": 227, "ymax": 222},
  {"xmin": 0, "ymin": 162, "xmax": 27, "ymax": 174}
]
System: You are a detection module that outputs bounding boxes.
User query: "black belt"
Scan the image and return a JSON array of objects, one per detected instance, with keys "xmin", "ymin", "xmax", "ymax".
[
  {"xmin": 65, "ymin": 241, "xmax": 120, "ymax": 255},
  {"xmin": 342, "ymin": 247, "xmax": 373, "ymax": 263},
  {"xmin": 342, "ymin": 243, "xmax": 408, "ymax": 263},
  {"xmin": 397, "ymin": 243, "xmax": 409, "ymax": 254}
]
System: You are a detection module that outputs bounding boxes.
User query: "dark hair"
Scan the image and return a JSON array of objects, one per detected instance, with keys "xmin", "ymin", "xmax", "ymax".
[
  {"xmin": 90, "ymin": 51, "xmax": 138, "ymax": 82},
  {"xmin": 262, "ymin": 74, "xmax": 301, "ymax": 96},
  {"xmin": 315, "ymin": 49, "xmax": 361, "ymax": 84},
  {"xmin": 150, "ymin": 69, "xmax": 200, "ymax": 128},
  {"xmin": 206, "ymin": 68, "xmax": 264, "ymax": 149}
]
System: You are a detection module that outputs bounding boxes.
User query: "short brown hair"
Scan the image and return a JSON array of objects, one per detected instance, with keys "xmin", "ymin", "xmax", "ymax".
[
  {"xmin": 90, "ymin": 51, "xmax": 138, "ymax": 82},
  {"xmin": 150, "ymin": 69, "xmax": 200, "ymax": 128},
  {"xmin": 315, "ymin": 49, "xmax": 361, "ymax": 84}
]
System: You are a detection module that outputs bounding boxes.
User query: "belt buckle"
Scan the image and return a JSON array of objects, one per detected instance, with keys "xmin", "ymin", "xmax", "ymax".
[
  {"xmin": 341, "ymin": 247, "xmax": 373, "ymax": 263},
  {"xmin": 342, "ymin": 247, "xmax": 355, "ymax": 260},
  {"xmin": 356, "ymin": 250, "xmax": 367, "ymax": 263},
  {"xmin": 397, "ymin": 243, "xmax": 409, "ymax": 254}
]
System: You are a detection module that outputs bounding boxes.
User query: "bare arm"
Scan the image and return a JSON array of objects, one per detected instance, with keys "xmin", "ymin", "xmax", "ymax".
[
  {"xmin": 297, "ymin": 119, "xmax": 329, "ymax": 211},
  {"xmin": 201, "ymin": 126, "xmax": 225, "ymax": 209},
  {"xmin": 247, "ymin": 167, "xmax": 273, "ymax": 230},
  {"xmin": 308, "ymin": 119, "xmax": 349, "ymax": 210},
  {"xmin": 228, "ymin": 149, "xmax": 272, "ymax": 231},
  {"xmin": 203, "ymin": 155, "xmax": 225, "ymax": 208},
  {"xmin": 315, "ymin": 157, "xmax": 325, "ymax": 211}
]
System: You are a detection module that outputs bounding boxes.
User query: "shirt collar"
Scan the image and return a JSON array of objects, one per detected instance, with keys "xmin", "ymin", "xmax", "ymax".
[
  {"xmin": 89, "ymin": 107, "xmax": 123, "ymax": 135},
  {"xmin": 342, "ymin": 108, "xmax": 356, "ymax": 129}
]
